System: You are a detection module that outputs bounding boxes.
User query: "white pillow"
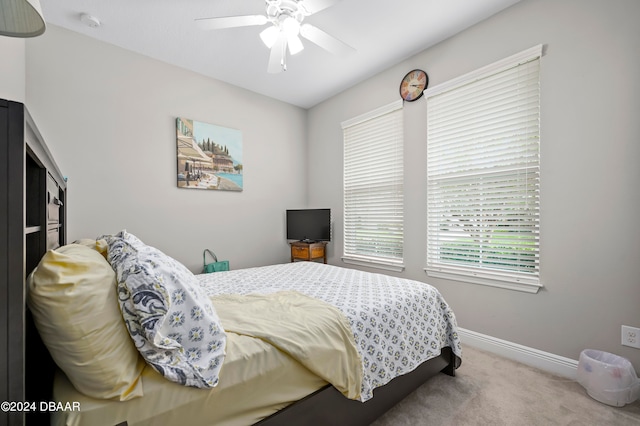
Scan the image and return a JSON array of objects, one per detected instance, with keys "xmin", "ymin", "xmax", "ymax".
[{"xmin": 104, "ymin": 233, "xmax": 226, "ymax": 388}]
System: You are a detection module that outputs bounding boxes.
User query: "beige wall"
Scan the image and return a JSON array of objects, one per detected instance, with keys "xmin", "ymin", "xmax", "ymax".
[
  {"xmin": 25, "ymin": 25, "xmax": 308, "ymax": 272},
  {"xmin": 16, "ymin": 0, "xmax": 640, "ymax": 368},
  {"xmin": 0, "ymin": 36, "xmax": 25, "ymax": 102},
  {"xmin": 307, "ymin": 0, "xmax": 640, "ymax": 368}
]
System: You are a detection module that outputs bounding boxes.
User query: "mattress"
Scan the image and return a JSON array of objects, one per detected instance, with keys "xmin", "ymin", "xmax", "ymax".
[
  {"xmin": 52, "ymin": 331, "xmax": 327, "ymax": 426},
  {"xmin": 52, "ymin": 261, "xmax": 461, "ymax": 425}
]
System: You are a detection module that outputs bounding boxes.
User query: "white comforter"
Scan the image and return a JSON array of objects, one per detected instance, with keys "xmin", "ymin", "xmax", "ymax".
[{"xmin": 197, "ymin": 261, "xmax": 462, "ymax": 402}]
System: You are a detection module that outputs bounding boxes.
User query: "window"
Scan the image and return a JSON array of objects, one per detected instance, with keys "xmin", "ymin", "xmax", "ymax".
[
  {"xmin": 342, "ymin": 100, "xmax": 404, "ymax": 271},
  {"xmin": 425, "ymin": 45, "xmax": 542, "ymax": 293}
]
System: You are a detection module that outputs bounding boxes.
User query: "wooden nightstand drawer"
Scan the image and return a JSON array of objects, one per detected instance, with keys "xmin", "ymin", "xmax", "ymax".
[
  {"xmin": 310, "ymin": 246, "xmax": 324, "ymax": 257},
  {"xmin": 292, "ymin": 246, "xmax": 309, "ymax": 257}
]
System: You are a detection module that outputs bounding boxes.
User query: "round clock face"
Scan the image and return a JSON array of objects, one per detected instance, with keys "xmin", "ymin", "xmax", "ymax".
[{"xmin": 400, "ymin": 69, "xmax": 428, "ymax": 102}]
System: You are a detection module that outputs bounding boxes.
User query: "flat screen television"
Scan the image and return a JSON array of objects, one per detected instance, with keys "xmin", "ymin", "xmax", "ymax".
[{"xmin": 286, "ymin": 208, "xmax": 331, "ymax": 242}]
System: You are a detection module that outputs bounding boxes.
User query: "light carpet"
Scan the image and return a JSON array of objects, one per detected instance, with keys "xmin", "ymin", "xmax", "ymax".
[{"xmin": 372, "ymin": 344, "xmax": 640, "ymax": 425}]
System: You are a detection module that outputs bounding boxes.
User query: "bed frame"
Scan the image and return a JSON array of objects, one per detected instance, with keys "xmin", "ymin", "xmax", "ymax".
[
  {"xmin": 1, "ymin": 98, "xmax": 458, "ymax": 426},
  {"xmin": 257, "ymin": 347, "xmax": 456, "ymax": 426},
  {"xmin": 1, "ymin": 99, "xmax": 67, "ymax": 426}
]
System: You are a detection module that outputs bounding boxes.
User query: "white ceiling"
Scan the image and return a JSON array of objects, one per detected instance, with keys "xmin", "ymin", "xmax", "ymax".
[{"xmin": 40, "ymin": 0, "xmax": 520, "ymax": 109}]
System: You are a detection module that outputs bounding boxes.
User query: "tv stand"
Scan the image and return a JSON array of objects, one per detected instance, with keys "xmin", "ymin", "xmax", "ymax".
[{"xmin": 290, "ymin": 241, "xmax": 328, "ymax": 264}]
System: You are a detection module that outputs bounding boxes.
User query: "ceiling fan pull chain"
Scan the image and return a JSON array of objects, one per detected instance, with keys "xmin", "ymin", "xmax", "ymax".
[{"xmin": 282, "ymin": 41, "xmax": 288, "ymax": 71}]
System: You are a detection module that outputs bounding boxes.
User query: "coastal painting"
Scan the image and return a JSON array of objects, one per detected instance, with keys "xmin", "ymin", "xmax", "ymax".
[{"xmin": 176, "ymin": 117, "xmax": 243, "ymax": 191}]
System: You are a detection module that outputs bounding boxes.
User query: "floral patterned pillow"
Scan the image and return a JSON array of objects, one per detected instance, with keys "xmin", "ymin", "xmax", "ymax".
[
  {"xmin": 107, "ymin": 229, "xmax": 146, "ymax": 248},
  {"xmin": 104, "ymin": 234, "xmax": 226, "ymax": 388}
]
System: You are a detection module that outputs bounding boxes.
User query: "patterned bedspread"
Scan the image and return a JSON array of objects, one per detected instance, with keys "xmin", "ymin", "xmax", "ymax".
[{"xmin": 197, "ymin": 262, "xmax": 462, "ymax": 402}]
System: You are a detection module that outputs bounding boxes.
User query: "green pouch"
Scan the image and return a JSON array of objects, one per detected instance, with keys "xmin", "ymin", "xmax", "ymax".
[{"xmin": 202, "ymin": 249, "xmax": 230, "ymax": 273}]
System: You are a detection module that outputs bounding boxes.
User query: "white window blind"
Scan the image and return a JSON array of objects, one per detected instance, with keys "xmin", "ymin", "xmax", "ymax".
[
  {"xmin": 342, "ymin": 100, "xmax": 404, "ymax": 270},
  {"xmin": 425, "ymin": 46, "xmax": 542, "ymax": 293}
]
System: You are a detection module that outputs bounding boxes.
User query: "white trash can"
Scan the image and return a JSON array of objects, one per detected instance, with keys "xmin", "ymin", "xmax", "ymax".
[{"xmin": 577, "ymin": 349, "xmax": 640, "ymax": 407}]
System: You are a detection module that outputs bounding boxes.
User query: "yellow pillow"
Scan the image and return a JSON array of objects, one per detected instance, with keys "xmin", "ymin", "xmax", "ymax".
[
  {"xmin": 27, "ymin": 244, "xmax": 146, "ymax": 401},
  {"xmin": 73, "ymin": 238, "xmax": 109, "ymax": 257}
]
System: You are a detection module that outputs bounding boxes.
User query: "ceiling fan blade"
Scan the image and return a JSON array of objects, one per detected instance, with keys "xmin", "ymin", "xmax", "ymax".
[
  {"xmin": 195, "ymin": 15, "xmax": 268, "ymax": 30},
  {"xmin": 300, "ymin": 24, "xmax": 354, "ymax": 55},
  {"xmin": 267, "ymin": 33, "xmax": 288, "ymax": 73},
  {"xmin": 300, "ymin": 0, "xmax": 341, "ymax": 15}
]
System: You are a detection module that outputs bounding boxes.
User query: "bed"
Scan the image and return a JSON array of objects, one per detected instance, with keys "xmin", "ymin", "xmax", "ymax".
[
  {"xmin": 4, "ymin": 99, "xmax": 461, "ymax": 426},
  {"xmin": 28, "ymin": 235, "xmax": 461, "ymax": 426}
]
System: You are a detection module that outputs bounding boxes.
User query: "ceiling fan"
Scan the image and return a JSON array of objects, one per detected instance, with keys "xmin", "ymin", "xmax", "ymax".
[{"xmin": 195, "ymin": 0, "xmax": 354, "ymax": 73}]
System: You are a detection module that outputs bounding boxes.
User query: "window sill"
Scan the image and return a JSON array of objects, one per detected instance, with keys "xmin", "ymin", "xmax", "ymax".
[
  {"xmin": 424, "ymin": 268, "xmax": 542, "ymax": 294},
  {"xmin": 342, "ymin": 256, "xmax": 405, "ymax": 272}
]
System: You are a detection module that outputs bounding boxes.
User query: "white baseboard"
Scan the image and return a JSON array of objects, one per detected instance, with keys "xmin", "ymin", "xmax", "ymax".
[{"xmin": 458, "ymin": 328, "xmax": 579, "ymax": 379}]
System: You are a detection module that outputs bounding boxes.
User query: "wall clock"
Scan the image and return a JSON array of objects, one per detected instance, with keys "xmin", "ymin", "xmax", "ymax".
[{"xmin": 399, "ymin": 69, "xmax": 428, "ymax": 102}]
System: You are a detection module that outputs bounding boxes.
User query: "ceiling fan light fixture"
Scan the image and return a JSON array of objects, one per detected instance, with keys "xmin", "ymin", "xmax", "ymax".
[
  {"xmin": 266, "ymin": 3, "xmax": 280, "ymax": 17},
  {"xmin": 282, "ymin": 16, "xmax": 300, "ymax": 36},
  {"xmin": 288, "ymin": 34, "xmax": 304, "ymax": 55},
  {"xmin": 195, "ymin": 0, "xmax": 352, "ymax": 73},
  {"xmin": 259, "ymin": 25, "xmax": 279, "ymax": 48}
]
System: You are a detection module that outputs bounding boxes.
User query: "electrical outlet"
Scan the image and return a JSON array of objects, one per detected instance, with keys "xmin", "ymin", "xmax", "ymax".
[{"xmin": 621, "ymin": 325, "xmax": 640, "ymax": 349}]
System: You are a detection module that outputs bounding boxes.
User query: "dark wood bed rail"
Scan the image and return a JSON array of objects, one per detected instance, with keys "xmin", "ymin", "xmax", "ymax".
[{"xmin": 256, "ymin": 347, "xmax": 457, "ymax": 426}]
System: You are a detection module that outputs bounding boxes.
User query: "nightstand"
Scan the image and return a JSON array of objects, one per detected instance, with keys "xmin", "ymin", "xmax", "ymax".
[{"xmin": 289, "ymin": 241, "xmax": 328, "ymax": 264}]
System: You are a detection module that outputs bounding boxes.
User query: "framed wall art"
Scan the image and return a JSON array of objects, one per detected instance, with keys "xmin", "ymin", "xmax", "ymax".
[{"xmin": 176, "ymin": 117, "xmax": 243, "ymax": 191}]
